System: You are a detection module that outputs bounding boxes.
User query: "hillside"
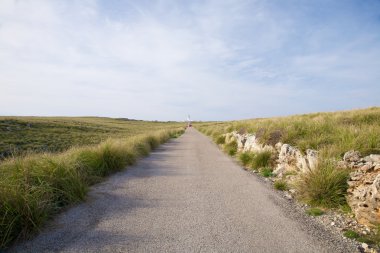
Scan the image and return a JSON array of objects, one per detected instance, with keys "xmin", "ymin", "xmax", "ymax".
[{"xmin": 196, "ymin": 107, "xmax": 380, "ymax": 159}]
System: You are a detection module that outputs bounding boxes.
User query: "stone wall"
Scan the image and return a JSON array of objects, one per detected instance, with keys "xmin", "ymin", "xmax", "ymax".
[
  {"xmin": 345, "ymin": 152, "xmax": 380, "ymax": 227},
  {"xmin": 223, "ymin": 131, "xmax": 380, "ymax": 227}
]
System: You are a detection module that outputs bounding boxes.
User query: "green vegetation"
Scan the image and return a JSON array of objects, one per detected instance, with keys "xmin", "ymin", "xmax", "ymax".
[
  {"xmin": 239, "ymin": 152, "xmax": 255, "ymax": 166},
  {"xmin": 216, "ymin": 135, "xmax": 226, "ymax": 145},
  {"xmin": 0, "ymin": 117, "xmax": 184, "ymax": 249},
  {"xmin": 0, "ymin": 116, "xmax": 183, "ymax": 159},
  {"xmin": 196, "ymin": 107, "xmax": 380, "ymax": 159},
  {"xmin": 224, "ymin": 140, "xmax": 238, "ymax": 156},
  {"xmin": 306, "ymin": 208, "xmax": 324, "ymax": 216},
  {"xmin": 260, "ymin": 167, "xmax": 273, "ymax": 177},
  {"xmin": 251, "ymin": 150, "xmax": 272, "ymax": 169},
  {"xmin": 352, "ymin": 226, "xmax": 380, "ymax": 247},
  {"xmin": 274, "ymin": 180, "xmax": 288, "ymax": 191},
  {"xmin": 343, "ymin": 230, "xmax": 359, "ymax": 239},
  {"xmin": 296, "ymin": 160, "xmax": 349, "ymax": 208}
]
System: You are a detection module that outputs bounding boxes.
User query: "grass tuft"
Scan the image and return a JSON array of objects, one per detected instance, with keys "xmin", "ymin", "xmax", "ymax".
[
  {"xmin": 274, "ymin": 180, "xmax": 288, "ymax": 191},
  {"xmin": 251, "ymin": 150, "xmax": 272, "ymax": 169},
  {"xmin": 343, "ymin": 230, "xmax": 359, "ymax": 239},
  {"xmin": 260, "ymin": 167, "xmax": 273, "ymax": 177},
  {"xmin": 224, "ymin": 140, "xmax": 238, "ymax": 156},
  {"xmin": 239, "ymin": 152, "xmax": 255, "ymax": 166},
  {"xmin": 296, "ymin": 160, "xmax": 349, "ymax": 208},
  {"xmin": 216, "ymin": 135, "xmax": 226, "ymax": 145}
]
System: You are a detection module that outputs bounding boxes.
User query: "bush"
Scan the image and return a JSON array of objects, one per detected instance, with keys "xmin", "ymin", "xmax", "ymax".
[
  {"xmin": 296, "ymin": 160, "xmax": 349, "ymax": 208},
  {"xmin": 251, "ymin": 150, "xmax": 272, "ymax": 169},
  {"xmin": 306, "ymin": 208, "xmax": 324, "ymax": 216},
  {"xmin": 239, "ymin": 152, "xmax": 255, "ymax": 166},
  {"xmin": 260, "ymin": 167, "xmax": 273, "ymax": 177},
  {"xmin": 274, "ymin": 180, "xmax": 288, "ymax": 191}
]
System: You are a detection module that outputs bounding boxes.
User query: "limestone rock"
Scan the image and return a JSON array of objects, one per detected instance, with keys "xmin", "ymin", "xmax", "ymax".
[
  {"xmin": 343, "ymin": 150, "xmax": 361, "ymax": 163},
  {"xmin": 230, "ymin": 131, "xmax": 246, "ymax": 151},
  {"xmin": 243, "ymin": 134, "xmax": 273, "ymax": 153},
  {"xmin": 227, "ymin": 132, "xmax": 274, "ymax": 153},
  {"xmin": 364, "ymin": 154, "xmax": 380, "ymax": 164},
  {"xmin": 275, "ymin": 142, "xmax": 283, "ymax": 152},
  {"xmin": 243, "ymin": 134, "xmax": 261, "ymax": 152},
  {"xmin": 306, "ymin": 149, "xmax": 318, "ymax": 170},
  {"xmin": 276, "ymin": 144, "xmax": 318, "ymax": 174},
  {"xmin": 347, "ymin": 169, "xmax": 380, "ymax": 227}
]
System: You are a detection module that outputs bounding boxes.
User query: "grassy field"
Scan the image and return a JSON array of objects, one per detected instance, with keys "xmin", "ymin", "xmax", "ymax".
[
  {"xmin": 0, "ymin": 116, "xmax": 182, "ymax": 159},
  {"xmin": 0, "ymin": 117, "xmax": 184, "ymax": 249},
  {"xmin": 195, "ymin": 107, "xmax": 380, "ymax": 209},
  {"xmin": 196, "ymin": 107, "xmax": 380, "ymax": 159}
]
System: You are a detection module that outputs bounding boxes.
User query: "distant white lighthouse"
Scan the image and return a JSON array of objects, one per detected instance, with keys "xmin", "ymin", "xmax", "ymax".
[{"xmin": 187, "ymin": 115, "xmax": 192, "ymax": 127}]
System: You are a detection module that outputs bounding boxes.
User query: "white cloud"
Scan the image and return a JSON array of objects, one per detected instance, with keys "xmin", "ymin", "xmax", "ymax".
[{"xmin": 0, "ymin": 0, "xmax": 379, "ymax": 120}]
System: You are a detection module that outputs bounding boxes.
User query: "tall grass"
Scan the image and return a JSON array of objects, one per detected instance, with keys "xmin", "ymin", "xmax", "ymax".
[
  {"xmin": 239, "ymin": 152, "xmax": 255, "ymax": 166},
  {"xmin": 195, "ymin": 107, "xmax": 380, "ymax": 159},
  {"xmin": 296, "ymin": 160, "xmax": 349, "ymax": 208},
  {"xmin": 0, "ymin": 128, "xmax": 183, "ymax": 249},
  {"xmin": 224, "ymin": 140, "xmax": 238, "ymax": 156},
  {"xmin": 195, "ymin": 107, "xmax": 379, "ymax": 210},
  {"xmin": 251, "ymin": 150, "xmax": 273, "ymax": 169}
]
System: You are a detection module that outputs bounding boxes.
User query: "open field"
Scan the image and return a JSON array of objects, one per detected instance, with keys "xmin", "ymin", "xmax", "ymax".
[
  {"xmin": 0, "ymin": 116, "xmax": 183, "ymax": 159},
  {"xmin": 0, "ymin": 117, "xmax": 184, "ymax": 249}
]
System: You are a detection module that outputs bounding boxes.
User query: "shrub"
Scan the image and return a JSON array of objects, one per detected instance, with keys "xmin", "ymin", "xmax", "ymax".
[
  {"xmin": 260, "ymin": 167, "xmax": 273, "ymax": 177},
  {"xmin": 274, "ymin": 180, "xmax": 288, "ymax": 191},
  {"xmin": 239, "ymin": 152, "xmax": 255, "ymax": 166},
  {"xmin": 296, "ymin": 160, "xmax": 349, "ymax": 208},
  {"xmin": 251, "ymin": 150, "xmax": 272, "ymax": 169},
  {"xmin": 216, "ymin": 135, "xmax": 226, "ymax": 145},
  {"xmin": 306, "ymin": 208, "xmax": 324, "ymax": 216}
]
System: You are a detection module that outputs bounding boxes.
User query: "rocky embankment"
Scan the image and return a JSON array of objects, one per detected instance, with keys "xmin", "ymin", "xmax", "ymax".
[{"xmin": 223, "ymin": 131, "xmax": 380, "ymax": 252}]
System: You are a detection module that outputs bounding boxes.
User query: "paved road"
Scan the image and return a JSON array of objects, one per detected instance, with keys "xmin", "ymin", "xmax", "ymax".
[{"xmin": 12, "ymin": 128, "xmax": 357, "ymax": 253}]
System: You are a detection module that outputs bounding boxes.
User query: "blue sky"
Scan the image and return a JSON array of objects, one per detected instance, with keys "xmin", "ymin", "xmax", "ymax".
[{"xmin": 0, "ymin": 0, "xmax": 379, "ymax": 121}]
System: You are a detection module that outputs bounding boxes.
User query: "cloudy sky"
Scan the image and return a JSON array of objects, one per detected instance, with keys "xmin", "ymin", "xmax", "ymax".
[{"xmin": 1, "ymin": 0, "xmax": 379, "ymax": 121}]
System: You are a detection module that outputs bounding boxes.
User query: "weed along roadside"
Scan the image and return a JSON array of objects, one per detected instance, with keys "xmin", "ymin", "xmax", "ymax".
[
  {"xmin": 195, "ymin": 107, "xmax": 380, "ymax": 252},
  {"xmin": 0, "ymin": 128, "xmax": 184, "ymax": 250}
]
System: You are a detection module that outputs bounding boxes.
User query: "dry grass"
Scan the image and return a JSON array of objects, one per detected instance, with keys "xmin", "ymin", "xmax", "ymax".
[{"xmin": 196, "ymin": 107, "xmax": 380, "ymax": 159}]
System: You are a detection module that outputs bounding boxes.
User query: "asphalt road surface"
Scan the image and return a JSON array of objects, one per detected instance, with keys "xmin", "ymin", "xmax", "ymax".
[{"xmin": 11, "ymin": 128, "xmax": 358, "ymax": 253}]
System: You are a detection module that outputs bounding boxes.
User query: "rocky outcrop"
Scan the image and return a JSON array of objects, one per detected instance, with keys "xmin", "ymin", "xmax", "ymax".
[
  {"xmin": 224, "ymin": 132, "xmax": 380, "ymax": 227},
  {"xmin": 243, "ymin": 134, "xmax": 274, "ymax": 153},
  {"xmin": 226, "ymin": 131, "xmax": 273, "ymax": 152},
  {"xmin": 224, "ymin": 131, "xmax": 319, "ymax": 178},
  {"xmin": 346, "ymin": 151, "xmax": 380, "ymax": 227},
  {"xmin": 273, "ymin": 144, "xmax": 318, "ymax": 177}
]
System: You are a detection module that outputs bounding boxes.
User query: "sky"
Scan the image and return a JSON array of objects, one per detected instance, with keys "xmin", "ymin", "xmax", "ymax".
[{"xmin": 0, "ymin": 0, "xmax": 379, "ymax": 121}]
